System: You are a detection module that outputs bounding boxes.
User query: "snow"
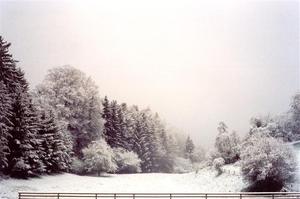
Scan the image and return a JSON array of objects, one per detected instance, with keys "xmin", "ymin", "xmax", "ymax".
[
  {"xmin": 293, "ymin": 143, "xmax": 300, "ymax": 191},
  {"xmin": 0, "ymin": 167, "xmax": 245, "ymax": 199},
  {"xmin": 222, "ymin": 164, "xmax": 241, "ymax": 176}
]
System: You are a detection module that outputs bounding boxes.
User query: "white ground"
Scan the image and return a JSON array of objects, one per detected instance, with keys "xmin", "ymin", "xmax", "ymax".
[
  {"xmin": 0, "ymin": 167, "xmax": 245, "ymax": 199},
  {"xmin": 1, "ymin": 145, "xmax": 299, "ymax": 199},
  {"xmin": 293, "ymin": 145, "xmax": 300, "ymax": 191}
]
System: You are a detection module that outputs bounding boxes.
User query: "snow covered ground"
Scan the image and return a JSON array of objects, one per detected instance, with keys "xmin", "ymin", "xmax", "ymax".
[
  {"xmin": 3, "ymin": 146, "xmax": 300, "ymax": 199},
  {"xmin": 293, "ymin": 143, "xmax": 300, "ymax": 191},
  {"xmin": 0, "ymin": 167, "xmax": 245, "ymax": 199}
]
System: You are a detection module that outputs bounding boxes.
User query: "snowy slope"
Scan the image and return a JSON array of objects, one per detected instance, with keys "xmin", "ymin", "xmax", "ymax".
[{"xmin": 0, "ymin": 167, "xmax": 245, "ymax": 199}]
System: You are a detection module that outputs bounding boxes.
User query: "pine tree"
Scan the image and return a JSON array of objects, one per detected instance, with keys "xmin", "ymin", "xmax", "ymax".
[
  {"xmin": 185, "ymin": 136, "xmax": 195, "ymax": 159},
  {"xmin": 131, "ymin": 109, "xmax": 161, "ymax": 172},
  {"xmin": 110, "ymin": 100, "xmax": 123, "ymax": 148},
  {"xmin": 0, "ymin": 36, "xmax": 44, "ymax": 177},
  {"xmin": 119, "ymin": 103, "xmax": 133, "ymax": 151},
  {"xmin": 0, "ymin": 36, "xmax": 18, "ymax": 172},
  {"xmin": 102, "ymin": 98, "xmax": 130, "ymax": 149},
  {"xmin": 102, "ymin": 96, "xmax": 115, "ymax": 147},
  {"xmin": 0, "ymin": 36, "xmax": 21, "ymax": 93},
  {"xmin": 38, "ymin": 110, "xmax": 71, "ymax": 173},
  {"xmin": 152, "ymin": 113, "xmax": 173, "ymax": 172},
  {"xmin": 135, "ymin": 110, "xmax": 153, "ymax": 172},
  {"xmin": 8, "ymin": 85, "xmax": 44, "ymax": 178},
  {"xmin": 0, "ymin": 81, "xmax": 12, "ymax": 171}
]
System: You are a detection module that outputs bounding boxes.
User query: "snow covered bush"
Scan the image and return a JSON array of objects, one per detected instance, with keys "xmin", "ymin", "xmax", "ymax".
[
  {"xmin": 190, "ymin": 147, "xmax": 206, "ymax": 163},
  {"xmin": 215, "ymin": 122, "xmax": 240, "ymax": 164},
  {"xmin": 82, "ymin": 139, "xmax": 117, "ymax": 176},
  {"xmin": 212, "ymin": 157, "xmax": 225, "ymax": 176},
  {"xmin": 172, "ymin": 157, "xmax": 193, "ymax": 173},
  {"xmin": 249, "ymin": 115, "xmax": 290, "ymax": 142},
  {"xmin": 206, "ymin": 149, "xmax": 221, "ymax": 166},
  {"xmin": 113, "ymin": 148, "xmax": 141, "ymax": 173},
  {"xmin": 241, "ymin": 130, "xmax": 296, "ymax": 191},
  {"xmin": 71, "ymin": 157, "xmax": 85, "ymax": 175}
]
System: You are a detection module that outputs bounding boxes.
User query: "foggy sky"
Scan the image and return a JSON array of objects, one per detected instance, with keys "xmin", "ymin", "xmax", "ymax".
[{"xmin": 0, "ymin": 0, "xmax": 299, "ymax": 148}]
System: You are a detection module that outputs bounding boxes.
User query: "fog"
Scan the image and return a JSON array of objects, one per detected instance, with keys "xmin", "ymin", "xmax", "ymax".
[{"xmin": 0, "ymin": 0, "xmax": 299, "ymax": 147}]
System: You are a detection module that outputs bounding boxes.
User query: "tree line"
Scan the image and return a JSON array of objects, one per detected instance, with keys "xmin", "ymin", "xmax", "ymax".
[{"xmin": 0, "ymin": 36, "xmax": 201, "ymax": 178}]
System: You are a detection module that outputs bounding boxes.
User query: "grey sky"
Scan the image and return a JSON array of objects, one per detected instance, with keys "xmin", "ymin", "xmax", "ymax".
[{"xmin": 0, "ymin": 0, "xmax": 299, "ymax": 147}]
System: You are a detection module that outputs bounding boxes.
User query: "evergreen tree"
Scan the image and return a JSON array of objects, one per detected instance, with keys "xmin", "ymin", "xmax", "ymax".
[
  {"xmin": 0, "ymin": 36, "xmax": 44, "ymax": 177},
  {"xmin": 136, "ymin": 110, "xmax": 153, "ymax": 172},
  {"xmin": 149, "ymin": 113, "xmax": 170, "ymax": 172},
  {"xmin": 110, "ymin": 100, "xmax": 123, "ymax": 148},
  {"xmin": 118, "ymin": 103, "xmax": 133, "ymax": 151},
  {"xmin": 0, "ymin": 81, "xmax": 12, "ymax": 171},
  {"xmin": 102, "ymin": 96, "xmax": 114, "ymax": 146},
  {"xmin": 38, "ymin": 110, "xmax": 71, "ymax": 173},
  {"xmin": 185, "ymin": 136, "xmax": 195, "ymax": 159},
  {"xmin": 8, "ymin": 85, "xmax": 44, "ymax": 178},
  {"xmin": 0, "ymin": 36, "xmax": 21, "ymax": 93},
  {"xmin": 0, "ymin": 36, "xmax": 18, "ymax": 172},
  {"xmin": 102, "ymin": 98, "xmax": 131, "ymax": 150}
]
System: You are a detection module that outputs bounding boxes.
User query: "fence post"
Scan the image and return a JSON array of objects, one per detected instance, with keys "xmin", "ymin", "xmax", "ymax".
[
  {"xmin": 57, "ymin": 193, "xmax": 60, "ymax": 199},
  {"xmin": 19, "ymin": 193, "xmax": 20, "ymax": 199},
  {"xmin": 96, "ymin": 193, "xmax": 98, "ymax": 199},
  {"xmin": 114, "ymin": 193, "xmax": 116, "ymax": 199},
  {"xmin": 205, "ymin": 194, "xmax": 207, "ymax": 199},
  {"xmin": 133, "ymin": 194, "xmax": 135, "ymax": 199},
  {"xmin": 170, "ymin": 194, "xmax": 172, "ymax": 199},
  {"xmin": 272, "ymin": 194, "xmax": 274, "ymax": 199},
  {"xmin": 240, "ymin": 194, "xmax": 242, "ymax": 199}
]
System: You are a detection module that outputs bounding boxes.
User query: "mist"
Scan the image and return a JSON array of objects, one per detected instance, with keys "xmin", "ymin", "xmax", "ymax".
[{"xmin": 0, "ymin": 0, "xmax": 299, "ymax": 147}]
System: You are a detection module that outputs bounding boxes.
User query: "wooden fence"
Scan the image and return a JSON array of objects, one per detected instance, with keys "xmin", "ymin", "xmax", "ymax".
[{"xmin": 18, "ymin": 192, "xmax": 300, "ymax": 199}]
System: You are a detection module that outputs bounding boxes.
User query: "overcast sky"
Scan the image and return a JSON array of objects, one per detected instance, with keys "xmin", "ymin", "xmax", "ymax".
[{"xmin": 0, "ymin": 0, "xmax": 299, "ymax": 147}]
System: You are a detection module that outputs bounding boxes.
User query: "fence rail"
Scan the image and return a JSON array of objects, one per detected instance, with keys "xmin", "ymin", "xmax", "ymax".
[{"xmin": 18, "ymin": 192, "xmax": 300, "ymax": 199}]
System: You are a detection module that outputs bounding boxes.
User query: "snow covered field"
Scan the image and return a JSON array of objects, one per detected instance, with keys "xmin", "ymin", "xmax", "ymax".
[
  {"xmin": 2, "ymin": 145, "xmax": 300, "ymax": 199},
  {"xmin": 0, "ymin": 167, "xmax": 245, "ymax": 199}
]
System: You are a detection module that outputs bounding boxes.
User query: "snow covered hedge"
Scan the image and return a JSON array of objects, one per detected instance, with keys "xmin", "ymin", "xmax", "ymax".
[
  {"xmin": 71, "ymin": 157, "xmax": 85, "ymax": 175},
  {"xmin": 82, "ymin": 139, "xmax": 117, "ymax": 176},
  {"xmin": 113, "ymin": 148, "xmax": 141, "ymax": 173},
  {"xmin": 240, "ymin": 130, "xmax": 296, "ymax": 191},
  {"xmin": 74, "ymin": 140, "xmax": 142, "ymax": 175}
]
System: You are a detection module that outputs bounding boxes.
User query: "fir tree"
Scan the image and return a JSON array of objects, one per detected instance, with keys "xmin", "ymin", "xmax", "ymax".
[
  {"xmin": 185, "ymin": 136, "xmax": 195, "ymax": 159},
  {"xmin": 0, "ymin": 36, "xmax": 21, "ymax": 93},
  {"xmin": 102, "ymin": 96, "xmax": 115, "ymax": 147},
  {"xmin": 118, "ymin": 103, "xmax": 133, "ymax": 151},
  {"xmin": 110, "ymin": 100, "xmax": 123, "ymax": 148},
  {"xmin": 0, "ymin": 81, "xmax": 12, "ymax": 171},
  {"xmin": 8, "ymin": 85, "xmax": 44, "ymax": 178},
  {"xmin": 151, "ymin": 113, "xmax": 173, "ymax": 172},
  {"xmin": 38, "ymin": 110, "xmax": 71, "ymax": 173},
  {"xmin": 0, "ymin": 36, "xmax": 44, "ymax": 177}
]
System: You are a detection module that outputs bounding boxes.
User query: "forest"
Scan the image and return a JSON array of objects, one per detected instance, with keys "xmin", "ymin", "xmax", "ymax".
[{"xmin": 0, "ymin": 35, "xmax": 300, "ymax": 191}]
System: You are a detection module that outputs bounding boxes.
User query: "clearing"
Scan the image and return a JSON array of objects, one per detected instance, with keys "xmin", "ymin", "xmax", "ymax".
[{"xmin": 0, "ymin": 167, "xmax": 245, "ymax": 199}]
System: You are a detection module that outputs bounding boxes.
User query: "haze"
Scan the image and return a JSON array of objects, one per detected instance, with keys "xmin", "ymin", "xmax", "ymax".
[{"xmin": 0, "ymin": 0, "xmax": 299, "ymax": 147}]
